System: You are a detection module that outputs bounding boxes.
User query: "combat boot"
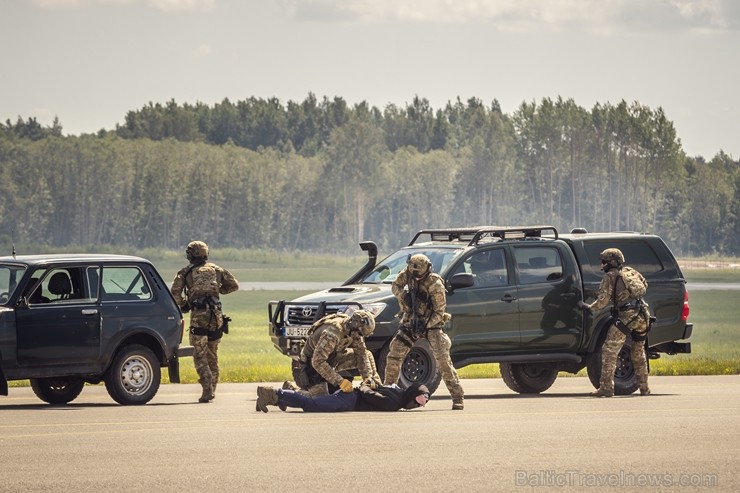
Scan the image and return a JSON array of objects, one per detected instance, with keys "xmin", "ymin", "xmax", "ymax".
[
  {"xmin": 639, "ymin": 387, "xmax": 651, "ymax": 396},
  {"xmin": 590, "ymin": 387, "xmax": 614, "ymax": 398},
  {"xmin": 452, "ymin": 397, "xmax": 464, "ymax": 410},
  {"xmin": 256, "ymin": 386, "xmax": 278, "ymax": 413},
  {"xmin": 198, "ymin": 376, "xmax": 214, "ymax": 403},
  {"xmin": 211, "ymin": 376, "xmax": 218, "ymax": 399}
]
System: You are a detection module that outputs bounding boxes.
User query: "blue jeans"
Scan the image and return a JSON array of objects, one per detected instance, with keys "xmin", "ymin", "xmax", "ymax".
[{"xmin": 277, "ymin": 389, "xmax": 357, "ymax": 412}]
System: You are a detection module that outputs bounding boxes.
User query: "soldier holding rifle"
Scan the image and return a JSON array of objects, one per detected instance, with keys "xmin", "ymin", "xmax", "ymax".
[{"xmin": 383, "ymin": 254, "xmax": 465, "ymax": 410}]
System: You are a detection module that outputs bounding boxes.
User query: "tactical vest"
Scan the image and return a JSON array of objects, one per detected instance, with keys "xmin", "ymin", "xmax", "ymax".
[{"xmin": 301, "ymin": 314, "xmax": 350, "ymax": 362}]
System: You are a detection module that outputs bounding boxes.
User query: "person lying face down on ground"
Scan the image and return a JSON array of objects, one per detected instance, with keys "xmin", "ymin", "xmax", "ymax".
[{"xmin": 255, "ymin": 382, "xmax": 430, "ymax": 413}]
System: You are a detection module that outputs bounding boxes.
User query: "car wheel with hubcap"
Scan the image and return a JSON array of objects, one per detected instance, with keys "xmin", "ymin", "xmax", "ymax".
[{"xmin": 105, "ymin": 344, "xmax": 161, "ymax": 405}]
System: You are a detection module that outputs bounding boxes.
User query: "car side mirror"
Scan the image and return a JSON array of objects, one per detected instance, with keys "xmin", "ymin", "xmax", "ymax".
[{"xmin": 447, "ymin": 273, "xmax": 474, "ymax": 293}]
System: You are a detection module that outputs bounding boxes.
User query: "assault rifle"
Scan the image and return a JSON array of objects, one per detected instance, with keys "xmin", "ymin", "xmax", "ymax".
[{"xmin": 407, "ymin": 279, "xmax": 425, "ymax": 340}]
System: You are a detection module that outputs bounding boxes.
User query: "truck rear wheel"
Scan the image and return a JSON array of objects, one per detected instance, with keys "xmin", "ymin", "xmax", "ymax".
[
  {"xmin": 377, "ymin": 339, "xmax": 442, "ymax": 395},
  {"xmin": 587, "ymin": 344, "xmax": 639, "ymax": 395},
  {"xmin": 500, "ymin": 363, "xmax": 558, "ymax": 394}
]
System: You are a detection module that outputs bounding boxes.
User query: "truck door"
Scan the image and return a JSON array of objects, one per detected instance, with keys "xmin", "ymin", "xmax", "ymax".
[
  {"xmin": 16, "ymin": 265, "xmax": 102, "ymax": 366},
  {"xmin": 445, "ymin": 247, "xmax": 521, "ymax": 353},
  {"xmin": 513, "ymin": 245, "xmax": 582, "ymax": 351}
]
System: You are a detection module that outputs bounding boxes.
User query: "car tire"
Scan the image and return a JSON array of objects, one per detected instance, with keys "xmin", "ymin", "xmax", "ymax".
[
  {"xmin": 377, "ymin": 339, "xmax": 442, "ymax": 395},
  {"xmin": 586, "ymin": 343, "xmax": 639, "ymax": 395},
  {"xmin": 500, "ymin": 362, "xmax": 558, "ymax": 394},
  {"xmin": 30, "ymin": 377, "xmax": 85, "ymax": 404},
  {"xmin": 105, "ymin": 344, "xmax": 161, "ymax": 405}
]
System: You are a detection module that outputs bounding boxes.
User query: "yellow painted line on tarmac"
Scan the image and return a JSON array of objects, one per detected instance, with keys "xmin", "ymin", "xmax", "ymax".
[{"xmin": 2, "ymin": 405, "xmax": 737, "ymax": 439}]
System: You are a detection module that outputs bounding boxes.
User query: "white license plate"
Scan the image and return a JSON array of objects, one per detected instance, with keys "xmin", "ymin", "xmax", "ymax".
[{"xmin": 285, "ymin": 326, "xmax": 310, "ymax": 338}]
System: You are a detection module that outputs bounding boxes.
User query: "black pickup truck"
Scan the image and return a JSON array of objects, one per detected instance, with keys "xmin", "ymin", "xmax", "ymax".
[{"xmin": 269, "ymin": 226, "xmax": 693, "ymax": 395}]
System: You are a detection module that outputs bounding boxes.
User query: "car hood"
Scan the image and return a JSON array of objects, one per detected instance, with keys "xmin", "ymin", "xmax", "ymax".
[{"xmin": 290, "ymin": 283, "xmax": 393, "ymax": 304}]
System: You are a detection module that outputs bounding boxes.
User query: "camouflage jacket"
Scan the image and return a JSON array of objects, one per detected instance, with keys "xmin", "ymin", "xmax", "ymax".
[
  {"xmin": 391, "ymin": 269, "xmax": 447, "ymax": 329},
  {"xmin": 301, "ymin": 314, "xmax": 373, "ymax": 386},
  {"xmin": 588, "ymin": 267, "xmax": 649, "ymax": 330},
  {"xmin": 171, "ymin": 262, "xmax": 239, "ymax": 330}
]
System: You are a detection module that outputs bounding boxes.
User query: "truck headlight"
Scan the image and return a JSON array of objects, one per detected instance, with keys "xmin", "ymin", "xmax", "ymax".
[{"xmin": 360, "ymin": 303, "xmax": 387, "ymax": 318}]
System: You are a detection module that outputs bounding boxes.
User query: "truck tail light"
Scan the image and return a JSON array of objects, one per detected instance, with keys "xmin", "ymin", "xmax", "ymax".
[{"xmin": 681, "ymin": 291, "xmax": 690, "ymax": 321}]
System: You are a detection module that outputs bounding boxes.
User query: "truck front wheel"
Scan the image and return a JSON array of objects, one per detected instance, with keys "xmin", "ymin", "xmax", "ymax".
[
  {"xmin": 377, "ymin": 339, "xmax": 442, "ymax": 395},
  {"xmin": 500, "ymin": 363, "xmax": 558, "ymax": 394},
  {"xmin": 587, "ymin": 344, "xmax": 639, "ymax": 395}
]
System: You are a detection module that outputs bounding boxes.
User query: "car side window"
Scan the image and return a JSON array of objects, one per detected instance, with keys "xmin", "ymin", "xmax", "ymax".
[
  {"xmin": 33, "ymin": 267, "xmax": 97, "ymax": 304},
  {"xmin": 467, "ymin": 249, "xmax": 509, "ymax": 287},
  {"xmin": 101, "ymin": 266, "xmax": 152, "ymax": 301},
  {"xmin": 514, "ymin": 247, "xmax": 564, "ymax": 285}
]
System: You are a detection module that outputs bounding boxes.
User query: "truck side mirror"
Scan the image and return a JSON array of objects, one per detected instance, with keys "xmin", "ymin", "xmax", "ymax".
[{"xmin": 447, "ymin": 273, "xmax": 474, "ymax": 293}]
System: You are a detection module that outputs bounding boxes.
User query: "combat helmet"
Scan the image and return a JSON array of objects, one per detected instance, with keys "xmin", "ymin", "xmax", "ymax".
[
  {"xmin": 600, "ymin": 248, "xmax": 624, "ymax": 271},
  {"xmin": 345, "ymin": 309, "xmax": 376, "ymax": 337},
  {"xmin": 407, "ymin": 254, "xmax": 432, "ymax": 279},
  {"xmin": 186, "ymin": 241, "xmax": 209, "ymax": 262}
]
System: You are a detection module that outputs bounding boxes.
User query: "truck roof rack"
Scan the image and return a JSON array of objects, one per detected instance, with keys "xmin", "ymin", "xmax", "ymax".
[{"xmin": 408, "ymin": 225, "xmax": 558, "ymax": 246}]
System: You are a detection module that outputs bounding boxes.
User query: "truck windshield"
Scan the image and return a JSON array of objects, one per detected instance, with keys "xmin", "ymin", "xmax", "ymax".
[
  {"xmin": 0, "ymin": 264, "xmax": 27, "ymax": 305},
  {"xmin": 361, "ymin": 248, "xmax": 463, "ymax": 284}
]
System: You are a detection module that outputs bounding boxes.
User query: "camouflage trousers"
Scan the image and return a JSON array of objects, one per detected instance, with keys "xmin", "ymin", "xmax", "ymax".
[
  {"xmin": 599, "ymin": 324, "xmax": 649, "ymax": 394},
  {"xmin": 383, "ymin": 328, "xmax": 464, "ymax": 400},
  {"xmin": 190, "ymin": 333, "xmax": 221, "ymax": 387}
]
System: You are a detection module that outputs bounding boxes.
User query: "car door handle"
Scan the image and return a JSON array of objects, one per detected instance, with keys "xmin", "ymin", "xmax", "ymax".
[
  {"xmin": 81, "ymin": 309, "xmax": 98, "ymax": 316},
  {"xmin": 501, "ymin": 294, "xmax": 517, "ymax": 303},
  {"xmin": 561, "ymin": 292, "xmax": 577, "ymax": 298}
]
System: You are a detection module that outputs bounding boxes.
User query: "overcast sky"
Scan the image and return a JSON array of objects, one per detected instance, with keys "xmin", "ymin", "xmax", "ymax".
[{"xmin": 1, "ymin": 0, "xmax": 738, "ymax": 159}]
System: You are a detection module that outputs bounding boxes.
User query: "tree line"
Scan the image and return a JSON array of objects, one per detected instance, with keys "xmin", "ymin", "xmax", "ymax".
[{"xmin": 1, "ymin": 95, "xmax": 738, "ymax": 257}]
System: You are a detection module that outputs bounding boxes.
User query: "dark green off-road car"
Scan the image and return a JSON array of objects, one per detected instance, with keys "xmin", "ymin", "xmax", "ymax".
[
  {"xmin": 0, "ymin": 254, "xmax": 191, "ymax": 405},
  {"xmin": 269, "ymin": 226, "xmax": 693, "ymax": 395}
]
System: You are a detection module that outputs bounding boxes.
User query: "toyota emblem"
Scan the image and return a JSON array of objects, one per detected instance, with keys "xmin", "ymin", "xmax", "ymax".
[{"xmin": 301, "ymin": 306, "xmax": 313, "ymax": 317}]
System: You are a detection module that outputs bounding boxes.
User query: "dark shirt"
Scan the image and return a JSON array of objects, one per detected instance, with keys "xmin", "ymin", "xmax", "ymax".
[{"xmin": 354, "ymin": 383, "xmax": 426, "ymax": 411}]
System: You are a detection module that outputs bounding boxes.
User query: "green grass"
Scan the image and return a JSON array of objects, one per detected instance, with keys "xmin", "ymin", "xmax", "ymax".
[
  {"xmin": 649, "ymin": 289, "xmax": 740, "ymax": 375},
  {"xmin": 684, "ymin": 268, "xmax": 740, "ymax": 283}
]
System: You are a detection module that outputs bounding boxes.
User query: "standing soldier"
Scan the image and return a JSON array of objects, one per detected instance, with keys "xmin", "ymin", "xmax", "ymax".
[
  {"xmin": 171, "ymin": 241, "xmax": 239, "ymax": 403},
  {"xmin": 288, "ymin": 310, "xmax": 381, "ymax": 397},
  {"xmin": 383, "ymin": 254, "xmax": 465, "ymax": 410},
  {"xmin": 582, "ymin": 248, "xmax": 651, "ymax": 397}
]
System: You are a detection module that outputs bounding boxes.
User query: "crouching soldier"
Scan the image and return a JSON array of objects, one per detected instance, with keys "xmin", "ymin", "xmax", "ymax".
[{"xmin": 285, "ymin": 309, "xmax": 382, "ymax": 397}]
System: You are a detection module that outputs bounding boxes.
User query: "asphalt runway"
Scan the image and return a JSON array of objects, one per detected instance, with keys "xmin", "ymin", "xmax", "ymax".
[{"xmin": 1, "ymin": 376, "xmax": 738, "ymax": 492}]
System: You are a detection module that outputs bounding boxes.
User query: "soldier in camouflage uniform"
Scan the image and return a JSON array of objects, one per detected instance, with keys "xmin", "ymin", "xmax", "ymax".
[
  {"xmin": 582, "ymin": 248, "xmax": 651, "ymax": 397},
  {"xmin": 384, "ymin": 254, "xmax": 465, "ymax": 410},
  {"xmin": 289, "ymin": 310, "xmax": 381, "ymax": 396},
  {"xmin": 171, "ymin": 241, "xmax": 239, "ymax": 403}
]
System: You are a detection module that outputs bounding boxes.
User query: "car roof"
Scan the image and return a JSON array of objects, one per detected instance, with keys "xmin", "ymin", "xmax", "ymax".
[
  {"xmin": 559, "ymin": 231, "xmax": 659, "ymax": 241},
  {"xmin": 0, "ymin": 254, "xmax": 152, "ymax": 265}
]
